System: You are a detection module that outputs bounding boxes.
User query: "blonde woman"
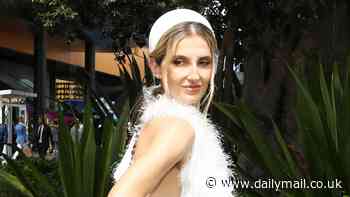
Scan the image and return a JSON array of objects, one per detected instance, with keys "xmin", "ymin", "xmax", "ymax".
[{"xmin": 109, "ymin": 9, "xmax": 235, "ymax": 197}]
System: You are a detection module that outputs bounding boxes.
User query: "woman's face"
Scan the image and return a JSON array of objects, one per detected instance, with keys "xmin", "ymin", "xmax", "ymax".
[{"xmin": 159, "ymin": 35, "xmax": 213, "ymax": 106}]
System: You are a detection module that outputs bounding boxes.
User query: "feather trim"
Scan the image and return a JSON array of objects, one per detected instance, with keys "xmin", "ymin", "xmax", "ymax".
[{"xmin": 113, "ymin": 86, "xmax": 236, "ymax": 196}]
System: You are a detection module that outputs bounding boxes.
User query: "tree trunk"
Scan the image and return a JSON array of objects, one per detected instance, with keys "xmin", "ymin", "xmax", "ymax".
[
  {"xmin": 33, "ymin": 27, "xmax": 49, "ymax": 118},
  {"xmin": 84, "ymin": 40, "xmax": 96, "ymax": 103}
]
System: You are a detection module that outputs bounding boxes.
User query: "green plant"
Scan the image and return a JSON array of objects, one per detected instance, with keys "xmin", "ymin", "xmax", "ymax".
[
  {"xmin": 0, "ymin": 102, "xmax": 129, "ymax": 197},
  {"xmin": 0, "ymin": 153, "xmax": 60, "ymax": 197},
  {"xmin": 215, "ymin": 64, "xmax": 350, "ymax": 196}
]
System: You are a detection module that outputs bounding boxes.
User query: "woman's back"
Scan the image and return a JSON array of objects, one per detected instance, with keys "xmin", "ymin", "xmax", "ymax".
[{"xmin": 146, "ymin": 161, "xmax": 182, "ymax": 197}]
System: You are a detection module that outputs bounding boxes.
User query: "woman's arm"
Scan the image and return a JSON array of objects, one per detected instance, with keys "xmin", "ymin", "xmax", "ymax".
[{"xmin": 108, "ymin": 116, "xmax": 195, "ymax": 197}]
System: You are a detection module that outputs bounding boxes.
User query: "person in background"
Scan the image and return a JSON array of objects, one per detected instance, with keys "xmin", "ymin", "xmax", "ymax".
[
  {"xmin": 36, "ymin": 115, "xmax": 53, "ymax": 158},
  {"xmin": 49, "ymin": 119, "xmax": 59, "ymax": 158},
  {"xmin": 13, "ymin": 116, "xmax": 32, "ymax": 158},
  {"xmin": 70, "ymin": 117, "xmax": 83, "ymax": 143},
  {"xmin": 0, "ymin": 122, "xmax": 7, "ymax": 153},
  {"xmin": 14, "ymin": 116, "xmax": 27, "ymax": 149},
  {"xmin": 27, "ymin": 118, "xmax": 36, "ymax": 152}
]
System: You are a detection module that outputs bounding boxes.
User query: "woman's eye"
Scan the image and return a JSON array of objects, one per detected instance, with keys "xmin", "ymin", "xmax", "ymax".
[
  {"xmin": 173, "ymin": 59, "xmax": 184, "ymax": 66},
  {"xmin": 199, "ymin": 61, "xmax": 210, "ymax": 67}
]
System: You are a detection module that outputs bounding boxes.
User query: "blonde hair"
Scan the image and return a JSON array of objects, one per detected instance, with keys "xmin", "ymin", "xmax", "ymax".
[{"xmin": 149, "ymin": 22, "xmax": 218, "ymax": 114}]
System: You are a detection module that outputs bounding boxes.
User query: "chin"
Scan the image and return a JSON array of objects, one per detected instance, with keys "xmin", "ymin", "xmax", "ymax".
[
  {"xmin": 173, "ymin": 90, "xmax": 205, "ymax": 106},
  {"xmin": 181, "ymin": 95, "xmax": 202, "ymax": 106}
]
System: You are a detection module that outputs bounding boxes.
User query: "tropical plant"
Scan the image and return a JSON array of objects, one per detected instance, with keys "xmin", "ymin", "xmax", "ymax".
[
  {"xmin": 0, "ymin": 101, "xmax": 129, "ymax": 197},
  {"xmin": 215, "ymin": 64, "xmax": 350, "ymax": 197},
  {"xmin": 0, "ymin": 150, "xmax": 61, "ymax": 197}
]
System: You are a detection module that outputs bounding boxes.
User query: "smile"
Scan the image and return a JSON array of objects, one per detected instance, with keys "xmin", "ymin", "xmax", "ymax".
[{"xmin": 183, "ymin": 85, "xmax": 201, "ymax": 94}]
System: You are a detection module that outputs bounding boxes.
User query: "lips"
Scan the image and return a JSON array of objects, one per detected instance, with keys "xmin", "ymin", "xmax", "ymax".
[{"xmin": 183, "ymin": 84, "xmax": 201, "ymax": 94}]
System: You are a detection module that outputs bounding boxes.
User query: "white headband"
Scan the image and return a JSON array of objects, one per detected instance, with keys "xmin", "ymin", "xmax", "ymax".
[{"xmin": 148, "ymin": 8, "xmax": 215, "ymax": 53}]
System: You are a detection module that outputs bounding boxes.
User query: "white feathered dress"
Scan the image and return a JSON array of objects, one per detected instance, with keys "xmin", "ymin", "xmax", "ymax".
[{"xmin": 113, "ymin": 87, "xmax": 235, "ymax": 197}]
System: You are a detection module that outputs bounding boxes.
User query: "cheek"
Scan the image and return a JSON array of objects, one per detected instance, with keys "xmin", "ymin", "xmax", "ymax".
[
  {"xmin": 202, "ymin": 68, "xmax": 213, "ymax": 85},
  {"xmin": 166, "ymin": 67, "xmax": 186, "ymax": 84},
  {"xmin": 160, "ymin": 66, "xmax": 184, "ymax": 93}
]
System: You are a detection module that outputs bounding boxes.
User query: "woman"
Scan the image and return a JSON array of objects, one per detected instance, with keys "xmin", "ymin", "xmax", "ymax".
[{"xmin": 109, "ymin": 9, "xmax": 235, "ymax": 197}]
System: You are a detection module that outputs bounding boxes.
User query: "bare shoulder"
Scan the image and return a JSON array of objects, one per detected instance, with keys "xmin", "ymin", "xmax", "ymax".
[
  {"xmin": 146, "ymin": 116, "xmax": 194, "ymax": 136},
  {"xmin": 144, "ymin": 116, "xmax": 195, "ymax": 146},
  {"xmin": 108, "ymin": 116, "xmax": 195, "ymax": 196},
  {"xmin": 133, "ymin": 116, "xmax": 195, "ymax": 161}
]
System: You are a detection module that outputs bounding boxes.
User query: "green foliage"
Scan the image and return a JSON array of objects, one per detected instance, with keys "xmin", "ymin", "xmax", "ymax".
[
  {"xmin": 0, "ymin": 102, "xmax": 129, "ymax": 197},
  {"xmin": 22, "ymin": 0, "xmax": 210, "ymax": 48},
  {"xmin": 0, "ymin": 156, "xmax": 61, "ymax": 197},
  {"xmin": 215, "ymin": 64, "xmax": 350, "ymax": 196},
  {"xmin": 105, "ymin": 0, "xmax": 206, "ymax": 49},
  {"xmin": 32, "ymin": 0, "xmax": 78, "ymax": 31},
  {"xmin": 115, "ymin": 48, "xmax": 155, "ymax": 109},
  {"xmin": 56, "ymin": 101, "xmax": 128, "ymax": 197},
  {"xmin": 0, "ymin": 170, "xmax": 34, "ymax": 197}
]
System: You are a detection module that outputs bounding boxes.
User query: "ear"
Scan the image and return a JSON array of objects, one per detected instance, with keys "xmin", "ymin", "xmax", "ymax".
[{"xmin": 149, "ymin": 57, "xmax": 162, "ymax": 79}]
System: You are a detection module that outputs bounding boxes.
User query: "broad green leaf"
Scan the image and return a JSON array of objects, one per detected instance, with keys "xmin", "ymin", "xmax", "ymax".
[
  {"xmin": 58, "ymin": 108, "xmax": 76, "ymax": 197},
  {"xmin": 112, "ymin": 99, "xmax": 130, "ymax": 163},
  {"xmin": 82, "ymin": 114, "xmax": 96, "ymax": 197},
  {"xmin": 288, "ymin": 66, "xmax": 332, "ymax": 172},
  {"xmin": 214, "ymin": 102, "xmax": 268, "ymax": 169},
  {"xmin": 238, "ymin": 104, "xmax": 286, "ymax": 177},
  {"xmin": 94, "ymin": 119, "xmax": 115, "ymax": 197},
  {"xmin": 130, "ymin": 54, "xmax": 142, "ymax": 85},
  {"xmin": 19, "ymin": 157, "xmax": 58, "ymax": 197},
  {"xmin": 81, "ymin": 102, "xmax": 93, "ymax": 155},
  {"xmin": 272, "ymin": 121, "xmax": 298, "ymax": 177},
  {"xmin": 319, "ymin": 64, "xmax": 338, "ymax": 151},
  {"xmin": 213, "ymin": 102, "xmax": 243, "ymax": 127},
  {"xmin": 0, "ymin": 169, "xmax": 34, "ymax": 197},
  {"xmin": 1, "ymin": 154, "xmax": 36, "ymax": 196},
  {"xmin": 332, "ymin": 64, "xmax": 343, "ymax": 97}
]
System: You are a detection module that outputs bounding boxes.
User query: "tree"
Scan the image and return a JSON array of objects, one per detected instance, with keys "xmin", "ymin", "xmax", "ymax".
[{"xmin": 204, "ymin": 0, "xmax": 350, "ymax": 189}]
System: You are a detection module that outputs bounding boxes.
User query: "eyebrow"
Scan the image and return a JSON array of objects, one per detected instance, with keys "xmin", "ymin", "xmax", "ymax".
[
  {"xmin": 173, "ymin": 55, "xmax": 212, "ymax": 60},
  {"xmin": 173, "ymin": 55, "xmax": 187, "ymax": 59},
  {"xmin": 198, "ymin": 56, "xmax": 212, "ymax": 61}
]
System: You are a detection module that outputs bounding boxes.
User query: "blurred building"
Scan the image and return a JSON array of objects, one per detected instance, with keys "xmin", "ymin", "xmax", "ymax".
[
  {"xmin": 0, "ymin": 16, "xmax": 147, "ymax": 155},
  {"xmin": 0, "ymin": 16, "xmax": 146, "ymax": 117}
]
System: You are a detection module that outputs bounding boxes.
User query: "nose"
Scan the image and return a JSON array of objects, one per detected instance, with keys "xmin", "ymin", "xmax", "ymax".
[{"xmin": 188, "ymin": 64, "xmax": 200, "ymax": 81}]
